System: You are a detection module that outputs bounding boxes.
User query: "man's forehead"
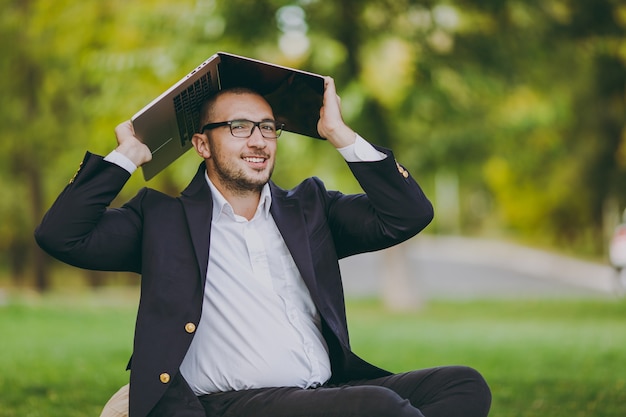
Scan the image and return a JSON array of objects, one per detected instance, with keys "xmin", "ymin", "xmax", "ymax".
[
  {"xmin": 215, "ymin": 90, "xmax": 262, "ymax": 103},
  {"xmin": 213, "ymin": 92, "xmax": 274, "ymax": 117}
]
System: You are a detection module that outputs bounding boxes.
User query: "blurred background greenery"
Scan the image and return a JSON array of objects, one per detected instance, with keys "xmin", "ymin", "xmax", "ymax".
[
  {"xmin": 1, "ymin": 2, "xmax": 626, "ymax": 416},
  {"xmin": 1, "ymin": 0, "xmax": 625, "ymax": 292}
]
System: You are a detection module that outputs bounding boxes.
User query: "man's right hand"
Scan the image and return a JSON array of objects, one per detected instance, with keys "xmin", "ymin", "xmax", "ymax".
[{"xmin": 114, "ymin": 121, "xmax": 153, "ymax": 167}]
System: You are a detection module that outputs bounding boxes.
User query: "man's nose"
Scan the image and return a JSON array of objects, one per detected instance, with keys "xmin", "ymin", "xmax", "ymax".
[{"xmin": 247, "ymin": 126, "xmax": 266, "ymax": 147}]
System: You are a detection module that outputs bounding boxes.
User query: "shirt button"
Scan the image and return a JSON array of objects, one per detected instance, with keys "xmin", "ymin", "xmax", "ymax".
[
  {"xmin": 159, "ymin": 373, "xmax": 170, "ymax": 384},
  {"xmin": 185, "ymin": 322, "xmax": 196, "ymax": 333}
]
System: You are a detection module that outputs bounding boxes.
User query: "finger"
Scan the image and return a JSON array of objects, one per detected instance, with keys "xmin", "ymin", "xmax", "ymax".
[{"xmin": 114, "ymin": 121, "xmax": 133, "ymax": 137}]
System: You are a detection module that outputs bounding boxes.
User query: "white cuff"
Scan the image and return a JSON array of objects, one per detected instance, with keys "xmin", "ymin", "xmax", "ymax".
[
  {"xmin": 337, "ymin": 134, "xmax": 387, "ymax": 162},
  {"xmin": 104, "ymin": 150, "xmax": 138, "ymax": 174}
]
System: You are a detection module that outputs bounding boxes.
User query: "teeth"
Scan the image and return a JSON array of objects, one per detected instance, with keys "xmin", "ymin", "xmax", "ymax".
[{"xmin": 244, "ymin": 157, "xmax": 265, "ymax": 163}]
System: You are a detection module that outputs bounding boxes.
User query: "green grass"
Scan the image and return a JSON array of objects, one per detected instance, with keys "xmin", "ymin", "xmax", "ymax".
[
  {"xmin": 0, "ymin": 290, "xmax": 137, "ymax": 417},
  {"xmin": 1, "ymin": 291, "xmax": 625, "ymax": 417},
  {"xmin": 348, "ymin": 299, "xmax": 626, "ymax": 417}
]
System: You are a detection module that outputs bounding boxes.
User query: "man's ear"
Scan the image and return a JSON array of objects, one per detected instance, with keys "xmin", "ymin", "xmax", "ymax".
[{"xmin": 192, "ymin": 133, "xmax": 211, "ymax": 159}]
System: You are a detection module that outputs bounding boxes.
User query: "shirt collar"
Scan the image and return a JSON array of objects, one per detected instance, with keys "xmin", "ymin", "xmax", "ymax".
[{"xmin": 204, "ymin": 170, "xmax": 272, "ymax": 220}]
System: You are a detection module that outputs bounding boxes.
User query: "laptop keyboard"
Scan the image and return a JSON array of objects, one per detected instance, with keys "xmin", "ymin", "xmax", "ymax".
[{"xmin": 173, "ymin": 72, "xmax": 214, "ymax": 146}]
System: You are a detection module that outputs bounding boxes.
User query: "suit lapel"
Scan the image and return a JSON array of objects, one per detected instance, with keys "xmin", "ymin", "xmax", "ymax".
[
  {"xmin": 270, "ymin": 183, "xmax": 320, "ymax": 302},
  {"xmin": 177, "ymin": 170, "xmax": 319, "ymax": 300},
  {"xmin": 179, "ymin": 162, "xmax": 213, "ymax": 284}
]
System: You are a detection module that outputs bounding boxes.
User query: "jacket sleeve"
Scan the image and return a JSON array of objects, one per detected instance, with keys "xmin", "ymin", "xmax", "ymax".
[
  {"xmin": 34, "ymin": 152, "xmax": 144, "ymax": 273},
  {"xmin": 326, "ymin": 145, "xmax": 434, "ymax": 258}
]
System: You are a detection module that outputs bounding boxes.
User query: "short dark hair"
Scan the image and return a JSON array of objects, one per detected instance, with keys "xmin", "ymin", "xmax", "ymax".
[{"xmin": 198, "ymin": 87, "xmax": 265, "ymax": 129}]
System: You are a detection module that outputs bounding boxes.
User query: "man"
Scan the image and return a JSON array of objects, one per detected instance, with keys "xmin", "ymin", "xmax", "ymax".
[{"xmin": 35, "ymin": 77, "xmax": 491, "ymax": 417}]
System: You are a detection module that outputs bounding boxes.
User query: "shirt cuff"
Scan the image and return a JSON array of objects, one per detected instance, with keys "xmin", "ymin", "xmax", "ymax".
[
  {"xmin": 104, "ymin": 150, "xmax": 138, "ymax": 174},
  {"xmin": 337, "ymin": 134, "xmax": 387, "ymax": 162}
]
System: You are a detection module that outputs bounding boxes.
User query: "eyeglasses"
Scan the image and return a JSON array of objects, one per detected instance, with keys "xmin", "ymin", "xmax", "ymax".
[{"xmin": 200, "ymin": 119, "xmax": 284, "ymax": 139}]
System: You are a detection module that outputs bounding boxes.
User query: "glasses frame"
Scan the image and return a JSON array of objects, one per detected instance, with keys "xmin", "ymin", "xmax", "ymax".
[{"xmin": 199, "ymin": 119, "xmax": 285, "ymax": 139}]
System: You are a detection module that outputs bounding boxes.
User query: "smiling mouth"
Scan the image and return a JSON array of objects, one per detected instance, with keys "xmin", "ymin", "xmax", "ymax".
[{"xmin": 243, "ymin": 156, "xmax": 267, "ymax": 164}]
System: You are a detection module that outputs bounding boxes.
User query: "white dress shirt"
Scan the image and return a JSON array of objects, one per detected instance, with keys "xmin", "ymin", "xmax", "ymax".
[
  {"xmin": 179, "ymin": 178, "xmax": 331, "ymax": 394},
  {"xmin": 105, "ymin": 135, "xmax": 386, "ymax": 395}
]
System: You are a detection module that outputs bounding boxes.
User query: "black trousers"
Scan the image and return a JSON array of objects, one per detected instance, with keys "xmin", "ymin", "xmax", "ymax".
[{"xmin": 195, "ymin": 366, "xmax": 491, "ymax": 417}]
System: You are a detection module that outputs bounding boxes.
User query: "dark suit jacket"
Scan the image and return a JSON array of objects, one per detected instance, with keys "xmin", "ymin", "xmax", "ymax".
[{"xmin": 35, "ymin": 146, "xmax": 433, "ymax": 417}]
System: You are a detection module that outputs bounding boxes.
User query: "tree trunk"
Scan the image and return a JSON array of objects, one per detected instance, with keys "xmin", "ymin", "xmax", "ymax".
[
  {"xmin": 27, "ymin": 163, "xmax": 51, "ymax": 292},
  {"xmin": 381, "ymin": 244, "xmax": 422, "ymax": 311}
]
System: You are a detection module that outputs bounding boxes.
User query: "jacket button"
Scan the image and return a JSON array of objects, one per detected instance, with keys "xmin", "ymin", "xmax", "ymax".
[
  {"xmin": 185, "ymin": 322, "xmax": 196, "ymax": 333},
  {"xmin": 159, "ymin": 373, "xmax": 170, "ymax": 384},
  {"xmin": 69, "ymin": 162, "xmax": 82, "ymax": 184},
  {"xmin": 395, "ymin": 160, "xmax": 409, "ymax": 178}
]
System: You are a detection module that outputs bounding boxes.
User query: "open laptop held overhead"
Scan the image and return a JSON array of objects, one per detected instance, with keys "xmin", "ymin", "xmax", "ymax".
[{"xmin": 131, "ymin": 52, "xmax": 325, "ymax": 181}]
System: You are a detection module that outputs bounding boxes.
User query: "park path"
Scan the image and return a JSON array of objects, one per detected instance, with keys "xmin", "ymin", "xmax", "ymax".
[{"xmin": 339, "ymin": 235, "xmax": 621, "ymax": 300}]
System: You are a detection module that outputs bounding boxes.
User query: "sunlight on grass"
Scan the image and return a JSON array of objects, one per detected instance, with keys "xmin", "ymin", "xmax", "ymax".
[
  {"xmin": 347, "ymin": 299, "xmax": 626, "ymax": 417},
  {"xmin": 1, "ymin": 292, "xmax": 625, "ymax": 417}
]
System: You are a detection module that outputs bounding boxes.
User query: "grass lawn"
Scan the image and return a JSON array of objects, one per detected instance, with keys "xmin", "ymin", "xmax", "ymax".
[{"xmin": 1, "ymin": 289, "xmax": 625, "ymax": 417}]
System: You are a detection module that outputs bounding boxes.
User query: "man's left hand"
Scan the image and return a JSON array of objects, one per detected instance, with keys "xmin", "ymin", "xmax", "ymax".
[{"xmin": 317, "ymin": 77, "xmax": 356, "ymax": 149}]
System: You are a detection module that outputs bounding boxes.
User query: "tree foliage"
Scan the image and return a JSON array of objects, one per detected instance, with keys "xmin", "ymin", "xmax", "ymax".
[{"xmin": 1, "ymin": 0, "xmax": 624, "ymax": 289}]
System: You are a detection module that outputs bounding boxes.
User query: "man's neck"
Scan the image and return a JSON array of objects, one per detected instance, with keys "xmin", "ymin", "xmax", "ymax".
[
  {"xmin": 209, "ymin": 180, "xmax": 262, "ymax": 220},
  {"xmin": 205, "ymin": 170, "xmax": 267, "ymax": 220},
  {"xmin": 222, "ymin": 191, "xmax": 261, "ymax": 220}
]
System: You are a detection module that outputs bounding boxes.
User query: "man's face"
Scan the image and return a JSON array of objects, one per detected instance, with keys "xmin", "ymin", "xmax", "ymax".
[{"xmin": 198, "ymin": 92, "xmax": 278, "ymax": 196}]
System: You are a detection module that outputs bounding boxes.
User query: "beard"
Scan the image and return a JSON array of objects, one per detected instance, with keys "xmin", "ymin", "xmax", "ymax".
[{"xmin": 208, "ymin": 143, "xmax": 274, "ymax": 196}]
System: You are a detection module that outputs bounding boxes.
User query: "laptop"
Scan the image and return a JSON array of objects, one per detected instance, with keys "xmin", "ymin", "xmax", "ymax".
[{"xmin": 131, "ymin": 52, "xmax": 325, "ymax": 181}]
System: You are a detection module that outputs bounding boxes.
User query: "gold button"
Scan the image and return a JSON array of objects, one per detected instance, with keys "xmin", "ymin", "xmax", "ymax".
[
  {"xmin": 185, "ymin": 322, "xmax": 196, "ymax": 333},
  {"xmin": 395, "ymin": 160, "xmax": 409, "ymax": 179},
  {"xmin": 69, "ymin": 161, "xmax": 83, "ymax": 184},
  {"xmin": 159, "ymin": 373, "xmax": 170, "ymax": 384}
]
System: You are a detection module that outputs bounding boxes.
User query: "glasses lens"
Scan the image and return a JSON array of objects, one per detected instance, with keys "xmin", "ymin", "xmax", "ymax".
[
  {"xmin": 259, "ymin": 121, "xmax": 280, "ymax": 138},
  {"xmin": 227, "ymin": 120, "xmax": 283, "ymax": 138},
  {"xmin": 229, "ymin": 120, "xmax": 254, "ymax": 137}
]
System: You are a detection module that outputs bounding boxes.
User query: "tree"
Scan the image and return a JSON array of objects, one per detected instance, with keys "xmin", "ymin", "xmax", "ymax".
[{"xmin": 2, "ymin": 0, "xmax": 624, "ymax": 292}]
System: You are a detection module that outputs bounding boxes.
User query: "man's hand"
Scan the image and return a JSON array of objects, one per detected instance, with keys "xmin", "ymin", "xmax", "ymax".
[
  {"xmin": 114, "ymin": 121, "xmax": 152, "ymax": 167},
  {"xmin": 317, "ymin": 77, "xmax": 357, "ymax": 149}
]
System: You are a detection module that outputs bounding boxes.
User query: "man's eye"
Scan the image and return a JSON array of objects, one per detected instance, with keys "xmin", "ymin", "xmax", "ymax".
[
  {"xmin": 231, "ymin": 122, "xmax": 249, "ymax": 130},
  {"xmin": 261, "ymin": 123, "xmax": 276, "ymax": 131}
]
